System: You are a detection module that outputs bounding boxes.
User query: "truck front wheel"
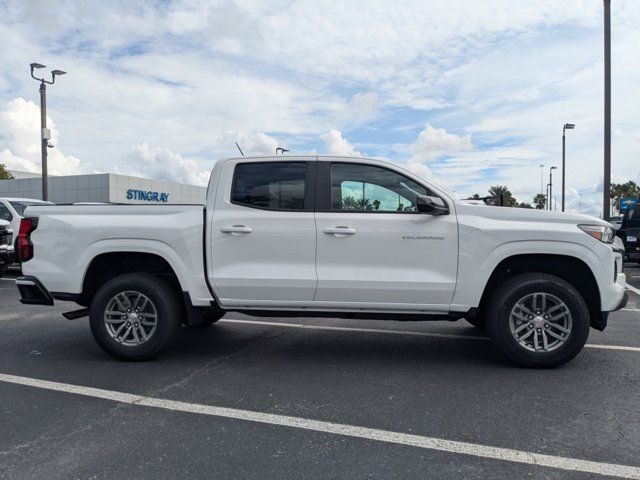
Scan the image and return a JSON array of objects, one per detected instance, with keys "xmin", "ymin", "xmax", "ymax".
[
  {"xmin": 486, "ymin": 273, "xmax": 590, "ymax": 368},
  {"xmin": 89, "ymin": 273, "xmax": 183, "ymax": 361}
]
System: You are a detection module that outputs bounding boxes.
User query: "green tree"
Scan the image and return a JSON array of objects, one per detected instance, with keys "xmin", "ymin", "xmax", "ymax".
[
  {"xmin": 0, "ymin": 164, "xmax": 14, "ymax": 180},
  {"xmin": 488, "ymin": 185, "xmax": 517, "ymax": 207},
  {"xmin": 341, "ymin": 196, "xmax": 357, "ymax": 210},
  {"xmin": 518, "ymin": 202, "xmax": 534, "ymax": 209},
  {"xmin": 533, "ymin": 193, "xmax": 547, "ymax": 210},
  {"xmin": 610, "ymin": 181, "xmax": 640, "ymax": 208}
]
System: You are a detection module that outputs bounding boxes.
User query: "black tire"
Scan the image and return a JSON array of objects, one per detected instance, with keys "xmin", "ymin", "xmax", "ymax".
[
  {"xmin": 486, "ymin": 273, "xmax": 590, "ymax": 368},
  {"xmin": 465, "ymin": 316, "xmax": 486, "ymax": 330},
  {"xmin": 190, "ymin": 310, "xmax": 225, "ymax": 328},
  {"xmin": 89, "ymin": 273, "xmax": 183, "ymax": 361}
]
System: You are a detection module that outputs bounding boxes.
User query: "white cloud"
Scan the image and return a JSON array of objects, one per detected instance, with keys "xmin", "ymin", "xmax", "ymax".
[
  {"xmin": 120, "ymin": 144, "xmax": 210, "ymax": 186},
  {"xmin": 320, "ymin": 129, "xmax": 361, "ymax": 156},
  {"xmin": 215, "ymin": 131, "xmax": 279, "ymax": 157},
  {"xmin": 0, "ymin": 98, "xmax": 89, "ymax": 176},
  {"xmin": 409, "ymin": 124, "xmax": 473, "ymax": 164}
]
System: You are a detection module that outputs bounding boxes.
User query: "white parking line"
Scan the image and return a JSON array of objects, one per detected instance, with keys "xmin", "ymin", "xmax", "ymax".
[
  {"xmin": 221, "ymin": 319, "xmax": 640, "ymax": 353},
  {"xmin": 0, "ymin": 278, "xmax": 15, "ymax": 282},
  {"xmin": 626, "ymin": 284, "xmax": 640, "ymax": 296},
  {"xmin": 1, "ymin": 373, "xmax": 639, "ymax": 479}
]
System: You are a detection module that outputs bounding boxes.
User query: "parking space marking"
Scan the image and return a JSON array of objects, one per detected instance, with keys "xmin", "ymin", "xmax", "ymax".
[
  {"xmin": 0, "ymin": 278, "xmax": 15, "ymax": 282},
  {"xmin": 626, "ymin": 284, "xmax": 640, "ymax": 296},
  {"xmin": 220, "ymin": 319, "xmax": 640, "ymax": 353},
  {"xmin": 1, "ymin": 373, "xmax": 640, "ymax": 479}
]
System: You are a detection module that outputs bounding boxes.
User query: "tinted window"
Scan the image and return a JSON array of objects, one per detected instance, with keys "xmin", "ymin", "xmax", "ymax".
[
  {"xmin": 0, "ymin": 204, "xmax": 12, "ymax": 221},
  {"xmin": 330, "ymin": 163, "xmax": 429, "ymax": 212},
  {"xmin": 232, "ymin": 162, "xmax": 307, "ymax": 211}
]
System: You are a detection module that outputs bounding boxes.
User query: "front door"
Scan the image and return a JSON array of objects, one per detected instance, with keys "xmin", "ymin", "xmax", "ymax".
[
  {"xmin": 210, "ymin": 159, "xmax": 317, "ymax": 305},
  {"xmin": 314, "ymin": 161, "xmax": 458, "ymax": 310}
]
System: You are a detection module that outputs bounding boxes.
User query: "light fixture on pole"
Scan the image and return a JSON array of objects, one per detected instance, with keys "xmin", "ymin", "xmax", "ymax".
[
  {"xmin": 539, "ymin": 164, "xmax": 544, "ymax": 195},
  {"xmin": 29, "ymin": 63, "xmax": 66, "ymax": 201},
  {"xmin": 561, "ymin": 123, "xmax": 575, "ymax": 212},
  {"xmin": 549, "ymin": 166, "xmax": 557, "ymax": 211}
]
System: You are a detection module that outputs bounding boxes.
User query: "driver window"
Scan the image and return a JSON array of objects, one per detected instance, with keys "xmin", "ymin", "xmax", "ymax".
[{"xmin": 330, "ymin": 163, "xmax": 429, "ymax": 213}]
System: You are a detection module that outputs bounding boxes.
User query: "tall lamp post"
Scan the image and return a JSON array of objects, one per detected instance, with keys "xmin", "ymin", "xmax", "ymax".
[
  {"xmin": 539, "ymin": 164, "xmax": 545, "ymax": 194},
  {"xmin": 578, "ymin": 192, "xmax": 582, "ymax": 214},
  {"xmin": 562, "ymin": 123, "xmax": 575, "ymax": 212},
  {"xmin": 29, "ymin": 63, "xmax": 66, "ymax": 201},
  {"xmin": 549, "ymin": 166, "xmax": 557, "ymax": 210},
  {"xmin": 603, "ymin": 0, "xmax": 611, "ymax": 220}
]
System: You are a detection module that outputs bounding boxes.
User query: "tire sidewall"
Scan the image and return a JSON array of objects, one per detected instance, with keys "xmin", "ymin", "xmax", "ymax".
[
  {"xmin": 89, "ymin": 274, "xmax": 181, "ymax": 361},
  {"xmin": 487, "ymin": 274, "xmax": 590, "ymax": 368}
]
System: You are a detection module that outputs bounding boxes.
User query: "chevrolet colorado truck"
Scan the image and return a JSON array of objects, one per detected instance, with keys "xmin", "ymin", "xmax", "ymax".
[{"xmin": 15, "ymin": 156, "xmax": 628, "ymax": 367}]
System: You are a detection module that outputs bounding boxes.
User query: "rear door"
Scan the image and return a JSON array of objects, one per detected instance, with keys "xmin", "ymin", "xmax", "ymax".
[
  {"xmin": 210, "ymin": 159, "xmax": 318, "ymax": 305},
  {"xmin": 314, "ymin": 160, "xmax": 458, "ymax": 310}
]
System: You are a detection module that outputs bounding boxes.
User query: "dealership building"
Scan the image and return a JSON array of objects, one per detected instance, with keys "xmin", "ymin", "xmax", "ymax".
[{"xmin": 0, "ymin": 171, "xmax": 207, "ymax": 205}]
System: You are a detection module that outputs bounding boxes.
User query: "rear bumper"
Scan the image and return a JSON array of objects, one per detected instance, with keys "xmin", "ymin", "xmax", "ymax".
[{"xmin": 16, "ymin": 276, "xmax": 54, "ymax": 306}]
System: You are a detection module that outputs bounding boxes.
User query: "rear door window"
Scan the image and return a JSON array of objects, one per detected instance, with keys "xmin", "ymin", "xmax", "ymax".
[{"xmin": 232, "ymin": 162, "xmax": 308, "ymax": 211}]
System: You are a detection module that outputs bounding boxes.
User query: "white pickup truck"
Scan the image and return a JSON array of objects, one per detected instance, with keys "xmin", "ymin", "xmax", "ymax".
[{"xmin": 15, "ymin": 155, "xmax": 628, "ymax": 367}]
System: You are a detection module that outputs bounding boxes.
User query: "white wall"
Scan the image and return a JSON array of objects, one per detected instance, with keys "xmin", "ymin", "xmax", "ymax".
[{"xmin": 0, "ymin": 174, "xmax": 206, "ymax": 204}]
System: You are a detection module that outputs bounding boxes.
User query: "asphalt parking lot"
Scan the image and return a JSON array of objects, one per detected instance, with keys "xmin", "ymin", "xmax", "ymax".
[{"xmin": 1, "ymin": 266, "xmax": 640, "ymax": 480}]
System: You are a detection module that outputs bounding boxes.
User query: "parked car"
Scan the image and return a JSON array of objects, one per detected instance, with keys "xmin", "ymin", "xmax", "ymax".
[
  {"xmin": 617, "ymin": 207, "xmax": 640, "ymax": 263},
  {"xmin": 15, "ymin": 155, "xmax": 627, "ymax": 367},
  {"xmin": 0, "ymin": 198, "xmax": 54, "ymax": 271},
  {"xmin": 0, "ymin": 198, "xmax": 54, "ymax": 237},
  {"xmin": 0, "ymin": 219, "xmax": 13, "ymax": 277},
  {"xmin": 610, "ymin": 215, "xmax": 623, "ymax": 230}
]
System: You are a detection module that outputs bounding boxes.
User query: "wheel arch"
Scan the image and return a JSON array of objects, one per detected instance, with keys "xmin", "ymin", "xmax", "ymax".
[
  {"xmin": 477, "ymin": 254, "xmax": 601, "ymax": 329},
  {"xmin": 79, "ymin": 251, "xmax": 183, "ymax": 307}
]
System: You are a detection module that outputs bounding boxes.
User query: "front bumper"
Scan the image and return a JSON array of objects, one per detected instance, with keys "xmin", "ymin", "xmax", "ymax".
[
  {"xmin": 0, "ymin": 246, "xmax": 14, "ymax": 269},
  {"xmin": 16, "ymin": 275, "xmax": 54, "ymax": 306}
]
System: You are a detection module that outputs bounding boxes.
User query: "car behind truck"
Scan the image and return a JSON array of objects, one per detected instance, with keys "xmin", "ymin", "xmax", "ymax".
[{"xmin": 15, "ymin": 155, "xmax": 628, "ymax": 367}]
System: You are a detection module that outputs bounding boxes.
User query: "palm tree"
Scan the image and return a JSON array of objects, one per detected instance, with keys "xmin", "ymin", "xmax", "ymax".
[{"xmin": 341, "ymin": 196, "xmax": 358, "ymax": 210}]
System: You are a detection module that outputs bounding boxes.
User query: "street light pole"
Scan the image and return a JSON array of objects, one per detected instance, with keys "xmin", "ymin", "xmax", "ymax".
[
  {"xmin": 603, "ymin": 0, "xmax": 611, "ymax": 221},
  {"xmin": 539, "ymin": 164, "xmax": 544, "ymax": 195},
  {"xmin": 579, "ymin": 192, "xmax": 582, "ymax": 214},
  {"xmin": 562, "ymin": 123, "xmax": 575, "ymax": 212},
  {"xmin": 549, "ymin": 166, "xmax": 557, "ymax": 211},
  {"xmin": 546, "ymin": 183, "xmax": 550, "ymax": 210},
  {"xmin": 30, "ymin": 63, "xmax": 66, "ymax": 201}
]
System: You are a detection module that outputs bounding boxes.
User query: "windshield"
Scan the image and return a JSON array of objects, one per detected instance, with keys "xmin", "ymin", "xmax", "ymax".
[{"xmin": 9, "ymin": 201, "xmax": 52, "ymax": 217}]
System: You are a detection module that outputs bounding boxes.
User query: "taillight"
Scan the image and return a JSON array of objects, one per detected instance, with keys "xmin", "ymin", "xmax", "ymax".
[{"xmin": 17, "ymin": 217, "xmax": 38, "ymax": 262}]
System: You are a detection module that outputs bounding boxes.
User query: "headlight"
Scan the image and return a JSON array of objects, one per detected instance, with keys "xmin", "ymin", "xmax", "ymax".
[{"xmin": 578, "ymin": 224, "xmax": 616, "ymax": 243}]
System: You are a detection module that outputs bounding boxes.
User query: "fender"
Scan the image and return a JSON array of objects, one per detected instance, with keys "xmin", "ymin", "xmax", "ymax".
[
  {"xmin": 78, "ymin": 238, "xmax": 213, "ymax": 306},
  {"xmin": 450, "ymin": 240, "xmax": 603, "ymax": 311}
]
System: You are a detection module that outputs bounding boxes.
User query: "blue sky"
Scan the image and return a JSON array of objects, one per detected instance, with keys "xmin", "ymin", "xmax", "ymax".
[{"xmin": 0, "ymin": 0, "xmax": 638, "ymax": 216}]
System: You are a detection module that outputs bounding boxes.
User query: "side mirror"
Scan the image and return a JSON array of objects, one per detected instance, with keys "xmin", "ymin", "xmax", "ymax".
[{"xmin": 417, "ymin": 195, "xmax": 449, "ymax": 215}]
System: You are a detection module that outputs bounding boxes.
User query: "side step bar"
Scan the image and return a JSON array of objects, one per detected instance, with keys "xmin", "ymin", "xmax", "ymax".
[{"xmin": 62, "ymin": 308, "xmax": 90, "ymax": 320}]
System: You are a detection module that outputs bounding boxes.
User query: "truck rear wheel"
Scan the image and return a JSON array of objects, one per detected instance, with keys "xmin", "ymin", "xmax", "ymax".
[
  {"xmin": 89, "ymin": 273, "xmax": 183, "ymax": 361},
  {"xmin": 486, "ymin": 273, "xmax": 590, "ymax": 368}
]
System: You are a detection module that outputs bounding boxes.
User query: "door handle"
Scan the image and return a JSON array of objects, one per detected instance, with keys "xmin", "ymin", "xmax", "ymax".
[
  {"xmin": 220, "ymin": 225, "xmax": 253, "ymax": 235},
  {"xmin": 323, "ymin": 226, "xmax": 357, "ymax": 236}
]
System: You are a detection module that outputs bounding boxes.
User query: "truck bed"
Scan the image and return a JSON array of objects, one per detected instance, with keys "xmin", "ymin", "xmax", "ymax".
[{"xmin": 22, "ymin": 204, "xmax": 214, "ymax": 306}]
